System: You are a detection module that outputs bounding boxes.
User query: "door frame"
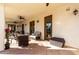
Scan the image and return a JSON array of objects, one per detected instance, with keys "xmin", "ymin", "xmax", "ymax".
[
  {"xmin": 29, "ymin": 21, "xmax": 35, "ymax": 35},
  {"xmin": 44, "ymin": 15, "xmax": 52, "ymax": 40}
]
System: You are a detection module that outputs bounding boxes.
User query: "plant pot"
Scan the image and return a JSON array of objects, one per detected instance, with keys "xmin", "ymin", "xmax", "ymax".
[{"xmin": 5, "ymin": 42, "xmax": 10, "ymax": 50}]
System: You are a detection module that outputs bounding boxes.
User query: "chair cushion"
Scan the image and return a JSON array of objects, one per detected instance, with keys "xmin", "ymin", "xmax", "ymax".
[
  {"xmin": 50, "ymin": 40, "xmax": 63, "ymax": 47},
  {"xmin": 34, "ymin": 31, "xmax": 41, "ymax": 36},
  {"xmin": 29, "ymin": 35, "xmax": 36, "ymax": 40}
]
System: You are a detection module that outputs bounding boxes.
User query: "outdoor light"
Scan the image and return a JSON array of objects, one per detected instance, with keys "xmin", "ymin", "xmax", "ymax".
[
  {"xmin": 73, "ymin": 9, "xmax": 78, "ymax": 15},
  {"xmin": 37, "ymin": 20, "xmax": 39, "ymax": 23},
  {"xmin": 46, "ymin": 3, "xmax": 49, "ymax": 6},
  {"xmin": 66, "ymin": 7, "xmax": 70, "ymax": 11}
]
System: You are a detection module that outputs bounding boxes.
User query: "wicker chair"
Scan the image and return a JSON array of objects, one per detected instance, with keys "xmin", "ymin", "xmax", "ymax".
[{"xmin": 29, "ymin": 31, "xmax": 41, "ymax": 40}]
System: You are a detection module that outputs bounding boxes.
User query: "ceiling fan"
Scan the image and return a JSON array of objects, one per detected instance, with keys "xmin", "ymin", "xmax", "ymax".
[
  {"xmin": 12, "ymin": 16, "xmax": 25, "ymax": 24},
  {"xmin": 13, "ymin": 21, "xmax": 23, "ymax": 24},
  {"xmin": 18, "ymin": 16, "xmax": 25, "ymax": 20},
  {"xmin": 13, "ymin": 21, "xmax": 18, "ymax": 24}
]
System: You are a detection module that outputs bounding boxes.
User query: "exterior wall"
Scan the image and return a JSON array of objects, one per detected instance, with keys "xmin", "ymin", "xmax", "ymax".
[
  {"xmin": 53, "ymin": 4, "xmax": 79, "ymax": 48},
  {"xmin": 25, "ymin": 4, "xmax": 79, "ymax": 48},
  {"xmin": 0, "ymin": 4, "xmax": 5, "ymax": 51}
]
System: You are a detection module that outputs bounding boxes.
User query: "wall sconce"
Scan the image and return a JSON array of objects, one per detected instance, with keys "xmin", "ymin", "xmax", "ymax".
[
  {"xmin": 73, "ymin": 9, "xmax": 78, "ymax": 15},
  {"xmin": 46, "ymin": 3, "xmax": 49, "ymax": 6},
  {"xmin": 37, "ymin": 20, "xmax": 39, "ymax": 23},
  {"xmin": 66, "ymin": 7, "xmax": 70, "ymax": 11}
]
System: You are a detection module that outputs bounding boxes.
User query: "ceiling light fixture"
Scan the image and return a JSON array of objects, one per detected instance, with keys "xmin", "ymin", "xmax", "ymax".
[{"xmin": 46, "ymin": 3, "xmax": 49, "ymax": 6}]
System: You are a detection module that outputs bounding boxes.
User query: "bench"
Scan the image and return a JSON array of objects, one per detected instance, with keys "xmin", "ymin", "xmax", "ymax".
[{"xmin": 50, "ymin": 37, "xmax": 65, "ymax": 48}]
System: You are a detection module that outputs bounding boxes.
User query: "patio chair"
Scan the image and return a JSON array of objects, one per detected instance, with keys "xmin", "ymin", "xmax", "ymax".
[{"xmin": 29, "ymin": 31, "xmax": 41, "ymax": 40}]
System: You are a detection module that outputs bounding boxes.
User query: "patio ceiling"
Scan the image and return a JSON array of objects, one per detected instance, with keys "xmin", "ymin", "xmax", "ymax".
[
  {"xmin": 5, "ymin": 3, "xmax": 48, "ymax": 22},
  {"xmin": 4, "ymin": 3, "xmax": 65, "ymax": 22}
]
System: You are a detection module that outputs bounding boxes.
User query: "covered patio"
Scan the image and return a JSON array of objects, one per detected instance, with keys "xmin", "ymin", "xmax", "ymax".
[{"xmin": 0, "ymin": 3, "xmax": 79, "ymax": 55}]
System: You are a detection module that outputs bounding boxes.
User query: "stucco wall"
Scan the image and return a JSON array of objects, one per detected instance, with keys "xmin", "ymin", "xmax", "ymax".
[
  {"xmin": 25, "ymin": 4, "xmax": 79, "ymax": 48},
  {"xmin": 0, "ymin": 4, "xmax": 5, "ymax": 51},
  {"xmin": 53, "ymin": 4, "xmax": 79, "ymax": 48}
]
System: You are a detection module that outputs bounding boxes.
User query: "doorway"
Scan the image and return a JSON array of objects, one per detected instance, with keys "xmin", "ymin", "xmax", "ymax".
[
  {"xmin": 22, "ymin": 24, "xmax": 25, "ymax": 34},
  {"xmin": 30, "ymin": 21, "xmax": 35, "ymax": 35},
  {"xmin": 44, "ymin": 15, "xmax": 52, "ymax": 40}
]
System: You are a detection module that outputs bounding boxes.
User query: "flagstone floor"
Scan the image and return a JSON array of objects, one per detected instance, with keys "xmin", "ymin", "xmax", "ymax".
[{"xmin": 0, "ymin": 39, "xmax": 79, "ymax": 55}]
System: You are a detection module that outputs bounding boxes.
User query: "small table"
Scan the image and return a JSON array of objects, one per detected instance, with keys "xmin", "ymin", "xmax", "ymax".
[{"xmin": 18, "ymin": 35, "xmax": 29, "ymax": 47}]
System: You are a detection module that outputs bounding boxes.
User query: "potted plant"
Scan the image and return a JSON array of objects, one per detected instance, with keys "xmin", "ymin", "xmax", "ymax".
[{"xmin": 5, "ymin": 28, "xmax": 11, "ymax": 50}]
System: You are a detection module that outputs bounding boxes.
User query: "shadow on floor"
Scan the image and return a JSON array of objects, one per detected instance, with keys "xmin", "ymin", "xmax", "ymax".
[{"xmin": 0, "ymin": 43, "xmax": 76, "ymax": 55}]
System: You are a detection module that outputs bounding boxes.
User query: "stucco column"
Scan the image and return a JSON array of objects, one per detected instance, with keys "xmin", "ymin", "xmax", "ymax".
[{"xmin": 0, "ymin": 4, "xmax": 5, "ymax": 51}]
